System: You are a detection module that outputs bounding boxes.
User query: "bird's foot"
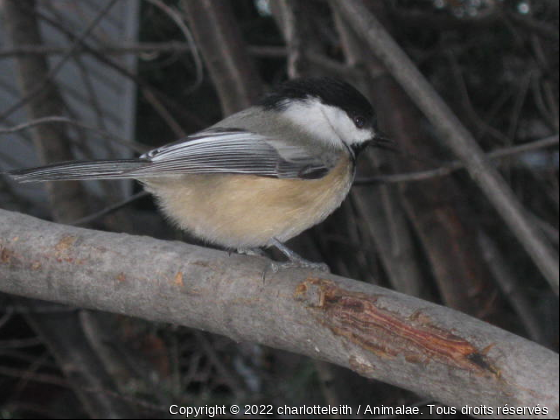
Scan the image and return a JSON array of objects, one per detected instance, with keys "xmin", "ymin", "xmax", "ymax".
[
  {"xmin": 269, "ymin": 238, "xmax": 330, "ymax": 273},
  {"xmin": 261, "ymin": 239, "xmax": 330, "ymax": 282},
  {"xmin": 238, "ymin": 241, "xmax": 330, "ymax": 283}
]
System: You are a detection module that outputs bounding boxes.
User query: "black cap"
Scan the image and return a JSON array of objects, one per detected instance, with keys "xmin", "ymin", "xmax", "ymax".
[{"xmin": 260, "ymin": 77, "xmax": 377, "ymax": 130}]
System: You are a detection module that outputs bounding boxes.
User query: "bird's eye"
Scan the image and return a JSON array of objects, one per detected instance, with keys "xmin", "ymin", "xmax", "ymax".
[{"xmin": 353, "ymin": 116, "xmax": 366, "ymax": 128}]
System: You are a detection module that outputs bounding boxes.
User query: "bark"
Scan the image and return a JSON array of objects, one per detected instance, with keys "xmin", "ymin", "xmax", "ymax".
[
  {"xmin": 332, "ymin": 0, "xmax": 559, "ymax": 294},
  {"xmin": 0, "ymin": 209, "xmax": 558, "ymax": 419}
]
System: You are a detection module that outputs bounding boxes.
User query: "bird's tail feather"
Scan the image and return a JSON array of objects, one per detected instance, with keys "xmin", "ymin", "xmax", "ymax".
[{"xmin": 5, "ymin": 159, "xmax": 146, "ymax": 183}]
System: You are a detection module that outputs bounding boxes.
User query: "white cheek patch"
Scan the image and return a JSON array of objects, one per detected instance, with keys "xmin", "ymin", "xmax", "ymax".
[
  {"xmin": 320, "ymin": 104, "xmax": 373, "ymax": 145},
  {"xmin": 280, "ymin": 99, "xmax": 374, "ymax": 148},
  {"xmin": 280, "ymin": 100, "xmax": 340, "ymax": 147}
]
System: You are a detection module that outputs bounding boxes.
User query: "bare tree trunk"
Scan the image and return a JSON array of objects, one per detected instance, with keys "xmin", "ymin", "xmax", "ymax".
[{"xmin": 0, "ymin": 208, "xmax": 557, "ymax": 418}]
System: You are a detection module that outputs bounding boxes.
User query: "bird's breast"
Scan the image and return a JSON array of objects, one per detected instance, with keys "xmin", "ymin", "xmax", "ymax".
[{"xmin": 144, "ymin": 155, "xmax": 354, "ymax": 248}]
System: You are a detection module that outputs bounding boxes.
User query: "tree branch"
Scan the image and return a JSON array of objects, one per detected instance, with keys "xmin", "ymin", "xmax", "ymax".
[
  {"xmin": 145, "ymin": 0, "xmax": 203, "ymax": 93},
  {"xmin": 0, "ymin": 116, "xmax": 148, "ymax": 154},
  {"xmin": 181, "ymin": 0, "xmax": 263, "ymax": 115},
  {"xmin": 0, "ymin": 209, "xmax": 557, "ymax": 417},
  {"xmin": 333, "ymin": 0, "xmax": 559, "ymax": 294},
  {"xmin": 270, "ymin": 0, "xmax": 306, "ymax": 78},
  {"xmin": 30, "ymin": 5, "xmax": 206, "ymax": 133},
  {"xmin": 0, "ymin": 0, "xmax": 119, "ymax": 123},
  {"xmin": 333, "ymin": 11, "xmax": 426, "ymax": 298},
  {"xmin": 355, "ymin": 135, "xmax": 559, "ymax": 185},
  {"xmin": 477, "ymin": 232, "xmax": 547, "ymax": 345}
]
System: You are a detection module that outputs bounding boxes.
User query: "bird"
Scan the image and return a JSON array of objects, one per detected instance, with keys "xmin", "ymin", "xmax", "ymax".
[{"xmin": 6, "ymin": 77, "xmax": 391, "ymax": 272}]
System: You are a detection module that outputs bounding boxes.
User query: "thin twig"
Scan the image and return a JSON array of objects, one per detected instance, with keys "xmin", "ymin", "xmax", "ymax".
[
  {"xmin": 194, "ymin": 332, "xmax": 246, "ymax": 399},
  {"xmin": 0, "ymin": 365, "xmax": 169, "ymax": 413},
  {"xmin": 334, "ymin": 0, "xmax": 559, "ymax": 292},
  {"xmin": 477, "ymin": 232, "xmax": 547, "ymax": 345},
  {"xmin": 530, "ymin": 214, "xmax": 559, "ymax": 247},
  {"xmin": 0, "ymin": 307, "xmax": 14, "ymax": 330},
  {"xmin": 0, "ymin": 337, "xmax": 43, "ymax": 349},
  {"xmin": 306, "ymin": 52, "xmax": 365, "ymax": 80},
  {"xmin": 8, "ymin": 352, "xmax": 51, "ymax": 404},
  {"xmin": 0, "ymin": 116, "xmax": 148, "ymax": 154},
  {"xmin": 506, "ymin": 9, "xmax": 560, "ymax": 41},
  {"xmin": 142, "ymin": 88, "xmax": 187, "ymax": 138},
  {"xmin": 71, "ymin": 191, "xmax": 150, "ymax": 226},
  {"xmin": 0, "ymin": 0, "xmax": 119, "ymax": 122},
  {"xmin": 271, "ymin": 0, "xmax": 305, "ymax": 78},
  {"xmin": 0, "ymin": 42, "xmax": 189, "ymax": 57},
  {"xmin": 0, "ymin": 365, "xmax": 68, "ymax": 388},
  {"xmin": 507, "ymin": 71, "xmax": 533, "ymax": 142},
  {"xmin": 31, "ymin": 6, "xmax": 204, "ymax": 133},
  {"xmin": 181, "ymin": 0, "xmax": 263, "ymax": 114},
  {"xmin": 145, "ymin": 0, "xmax": 204, "ymax": 94},
  {"xmin": 0, "ymin": 42, "xmax": 288, "ymax": 58},
  {"xmin": 446, "ymin": 51, "xmax": 510, "ymax": 145},
  {"xmin": 355, "ymin": 135, "xmax": 559, "ymax": 185}
]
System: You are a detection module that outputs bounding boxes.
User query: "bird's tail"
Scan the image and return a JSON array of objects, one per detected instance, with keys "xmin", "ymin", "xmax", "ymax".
[{"xmin": 5, "ymin": 159, "xmax": 147, "ymax": 183}]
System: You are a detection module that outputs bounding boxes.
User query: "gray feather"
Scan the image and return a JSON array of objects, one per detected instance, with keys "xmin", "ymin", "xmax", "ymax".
[
  {"xmin": 7, "ymin": 123, "xmax": 336, "ymax": 182},
  {"xmin": 6, "ymin": 159, "xmax": 145, "ymax": 182},
  {"xmin": 132, "ymin": 128, "xmax": 331, "ymax": 179}
]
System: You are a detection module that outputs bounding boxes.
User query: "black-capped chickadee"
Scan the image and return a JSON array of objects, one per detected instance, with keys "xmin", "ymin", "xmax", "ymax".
[{"xmin": 7, "ymin": 77, "xmax": 390, "ymax": 271}]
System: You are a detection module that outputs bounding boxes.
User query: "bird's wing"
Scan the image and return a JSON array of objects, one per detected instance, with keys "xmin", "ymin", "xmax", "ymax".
[{"xmin": 129, "ymin": 128, "xmax": 332, "ymax": 179}]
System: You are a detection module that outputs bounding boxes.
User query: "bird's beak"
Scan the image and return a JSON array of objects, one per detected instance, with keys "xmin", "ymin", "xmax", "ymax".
[{"xmin": 367, "ymin": 131, "xmax": 396, "ymax": 152}]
